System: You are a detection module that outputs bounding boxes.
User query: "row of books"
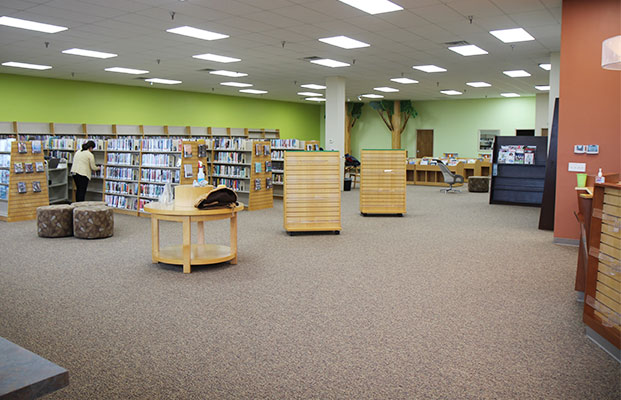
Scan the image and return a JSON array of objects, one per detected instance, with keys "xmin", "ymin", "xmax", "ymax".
[
  {"xmin": 76, "ymin": 139, "xmax": 105, "ymax": 151},
  {"xmin": 140, "ymin": 168, "xmax": 180, "ymax": 184},
  {"xmin": 107, "ymin": 139, "xmax": 141, "ymax": 151},
  {"xmin": 107, "ymin": 153, "xmax": 139, "ymax": 166},
  {"xmin": 49, "ymin": 150, "xmax": 73, "ymax": 163},
  {"xmin": 105, "ymin": 194, "xmax": 138, "ymax": 211},
  {"xmin": 272, "ymin": 174, "xmax": 283, "ymax": 183},
  {"xmin": 214, "ymin": 152, "xmax": 248, "ymax": 164},
  {"xmin": 213, "ymin": 137, "xmax": 253, "ymax": 150},
  {"xmin": 138, "ymin": 199, "xmax": 152, "ymax": 212},
  {"xmin": 0, "ymin": 185, "xmax": 7, "ymax": 199},
  {"xmin": 105, "ymin": 181, "xmax": 139, "ymax": 196},
  {"xmin": 106, "ymin": 167, "xmax": 139, "ymax": 181},
  {"xmin": 141, "ymin": 138, "xmax": 183, "ymax": 152},
  {"xmin": 0, "ymin": 139, "xmax": 13, "ymax": 152},
  {"xmin": 48, "ymin": 138, "xmax": 74, "ymax": 150},
  {"xmin": 139, "ymin": 183, "xmax": 166, "ymax": 199},
  {"xmin": 141, "ymin": 153, "xmax": 181, "ymax": 167},
  {"xmin": 213, "ymin": 164, "xmax": 249, "ymax": 178},
  {"xmin": 0, "ymin": 170, "xmax": 9, "ymax": 184},
  {"xmin": 271, "ymin": 139, "xmax": 302, "ymax": 149},
  {"xmin": 0, "ymin": 154, "xmax": 10, "ymax": 167},
  {"xmin": 214, "ymin": 178, "xmax": 247, "ymax": 192},
  {"xmin": 271, "ymin": 150, "xmax": 285, "ymax": 160}
]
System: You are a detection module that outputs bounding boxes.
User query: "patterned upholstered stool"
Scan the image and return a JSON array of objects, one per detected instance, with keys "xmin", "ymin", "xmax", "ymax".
[
  {"xmin": 468, "ymin": 176, "xmax": 491, "ymax": 193},
  {"xmin": 72, "ymin": 201, "xmax": 106, "ymax": 207},
  {"xmin": 37, "ymin": 205, "xmax": 74, "ymax": 237},
  {"xmin": 73, "ymin": 206, "xmax": 114, "ymax": 239}
]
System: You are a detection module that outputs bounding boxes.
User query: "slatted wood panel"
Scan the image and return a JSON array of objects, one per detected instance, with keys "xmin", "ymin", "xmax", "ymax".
[
  {"xmin": 248, "ymin": 141, "xmax": 273, "ymax": 211},
  {"xmin": 584, "ymin": 183, "xmax": 621, "ymax": 350},
  {"xmin": 3, "ymin": 141, "xmax": 49, "ymax": 222},
  {"xmin": 360, "ymin": 150, "xmax": 406, "ymax": 215},
  {"xmin": 284, "ymin": 151, "xmax": 341, "ymax": 232}
]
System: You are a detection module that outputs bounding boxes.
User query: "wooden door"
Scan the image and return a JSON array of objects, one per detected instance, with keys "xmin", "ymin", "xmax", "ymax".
[{"xmin": 416, "ymin": 130, "xmax": 433, "ymax": 157}]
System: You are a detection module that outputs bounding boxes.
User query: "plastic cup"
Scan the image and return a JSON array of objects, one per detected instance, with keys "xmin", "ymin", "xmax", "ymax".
[{"xmin": 576, "ymin": 173, "xmax": 587, "ymax": 188}]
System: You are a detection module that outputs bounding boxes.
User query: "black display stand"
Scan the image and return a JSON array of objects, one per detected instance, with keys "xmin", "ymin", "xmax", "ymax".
[
  {"xmin": 489, "ymin": 136, "xmax": 548, "ymax": 206},
  {"xmin": 538, "ymin": 98, "xmax": 559, "ymax": 230}
]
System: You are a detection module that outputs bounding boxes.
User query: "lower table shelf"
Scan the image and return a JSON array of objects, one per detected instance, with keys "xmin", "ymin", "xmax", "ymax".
[{"xmin": 156, "ymin": 244, "xmax": 235, "ymax": 266}]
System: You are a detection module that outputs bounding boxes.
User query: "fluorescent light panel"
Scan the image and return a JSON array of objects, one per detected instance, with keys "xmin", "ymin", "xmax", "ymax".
[
  {"xmin": 301, "ymin": 84, "xmax": 326, "ymax": 90},
  {"xmin": 2, "ymin": 61, "xmax": 52, "ymax": 70},
  {"xmin": 440, "ymin": 90, "xmax": 462, "ymax": 95},
  {"xmin": 338, "ymin": 0, "xmax": 403, "ymax": 15},
  {"xmin": 298, "ymin": 92, "xmax": 323, "ymax": 96},
  {"xmin": 220, "ymin": 82, "xmax": 252, "ymax": 87},
  {"xmin": 0, "ymin": 16, "xmax": 67, "ymax": 33},
  {"xmin": 374, "ymin": 87, "xmax": 399, "ymax": 93},
  {"xmin": 535, "ymin": 85, "xmax": 550, "ymax": 91},
  {"xmin": 166, "ymin": 26, "xmax": 228, "ymax": 41},
  {"xmin": 193, "ymin": 53, "xmax": 240, "ymax": 63},
  {"xmin": 145, "ymin": 78, "xmax": 181, "ymax": 85},
  {"xmin": 306, "ymin": 97, "xmax": 326, "ymax": 102},
  {"xmin": 209, "ymin": 70, "xmax": 248, "ymax": 77},
  {"xmin": 503, "ymin": 69, "xmax": 531, "ymax": 77},
  {"xmin": 501, "ymin": 92, "xmax": 520, "ymax": 97},
  {"xmin": 62, "ymin": 48, "xmax": 117, "ymax": 59},
  {"xmin": 413, "ymin": 65, "xmax": 446, "ymax": 73},
  {"xmin": 361, "ymin": 93, "xmax": 384, "ymax": 98},
  {"xmin": 448, "ymin": 44, "xmax": 488, "ymax": 56},
  {"xmin": 310, "ymin": 58, "xmax": 350, "ymax": 68},
  {"xmin": 466, "ymin": 82, "xmax": 491, "ymax": 88},
  {"xmin": 318, "ymin": 35, "xmax": 370, "ymax": 49},
  {"xmin": 240, "ymin": 89, "xmax": 267, "ymax": 94},
  {"xmin": 490, "ymin": 28, "xmax": 534, "ymax": 43},
  {"xmin": 539, "ymin": 63, "xmax": 551, "ymax": 71},
  {"xmin": 105, "ymin": 67, "xmax": 149, "ymax": 75},
  {"xmin": 390, "ymin": 77, "xmax": 418, "ymax": 84}
]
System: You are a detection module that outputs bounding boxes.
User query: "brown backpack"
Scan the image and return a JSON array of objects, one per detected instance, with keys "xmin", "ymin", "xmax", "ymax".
[{"xmin": 194, "ymin": 187, "xmax": 239, "ymax": 210}]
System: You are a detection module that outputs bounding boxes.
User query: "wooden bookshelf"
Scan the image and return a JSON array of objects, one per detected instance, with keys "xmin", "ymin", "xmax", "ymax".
[
  {"xmin": 360, "ymin": 149, "xmax": 406, "ymax": 215},
  {"xmin": 138, "ymin": 138, "xmax": 184, "ymax": 213},
  {"xmin": 583, "ymin": 182, "xmax": 621, "ymax": 359},
  {"xmin": 0, "ymin": 140, "xmax": 49, "ymax": 222},
  {"xmin": 270, "ymin": 139, "xmax": 304, "ymax": 198},
  {"xmin": 103, "ymin": 138, "xmax": 141, "ymax": 215},
  {"xmin": 248, "ymin": 140, "xmax": 273, "ymax": 211},
  {"xmin": 284, "ymin": 151, "xmax": 341, "ymax": 233},
  {"xmin": 406, "ymin": 162, "xmax": 416, "ymax": 185}
]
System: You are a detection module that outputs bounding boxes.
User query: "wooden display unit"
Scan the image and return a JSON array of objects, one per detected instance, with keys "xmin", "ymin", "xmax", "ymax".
[
  {"xmin": 284, "ymin": 151, "xmax": 341, "ymax": 234},
  {"xmin": 0, "ymin": 140, "xmax": 49, "ymax": 222},
  {"xmin": 248, "ymin": 140, "xmax": 273, "ymax": 211},
  {"xmin": 583, "ymin": 182, "xmax": 621, "ymax": 360},
  {"xmin": 406, "ymin": 162, "xmax": 416, "ymax": 185},
  {"xmin": 414, "ymin": 161, "xmax": 465, "ymax": 187},
  {"xmin": 360, "ymin": 149, "xmax": 406, "ymax": 215},
  {"xmin": 270, "ymin": 139, "xmax": 304, "ymax": 198}
]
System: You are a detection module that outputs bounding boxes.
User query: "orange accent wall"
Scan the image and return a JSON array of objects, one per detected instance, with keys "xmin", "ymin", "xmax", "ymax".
[{"xmin": 555, "ymin": 0, "xmax": 621, "ymax": 241}]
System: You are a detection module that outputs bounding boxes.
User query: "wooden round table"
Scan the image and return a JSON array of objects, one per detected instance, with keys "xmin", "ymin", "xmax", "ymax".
[{"xmin": 144, "ymin": 202, "xmax": 244, "ymax": 273}]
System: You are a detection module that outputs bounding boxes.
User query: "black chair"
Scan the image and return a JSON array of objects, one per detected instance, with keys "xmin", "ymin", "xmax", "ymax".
[{"xmin": 435, "ymin": 160, "xmax": 464, "ymax": 193}]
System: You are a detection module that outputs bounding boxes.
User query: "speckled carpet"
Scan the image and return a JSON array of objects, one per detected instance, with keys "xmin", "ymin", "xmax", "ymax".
[{"xmin": 0, "ymin": 185, "xmax": 619, "ymax": 399}]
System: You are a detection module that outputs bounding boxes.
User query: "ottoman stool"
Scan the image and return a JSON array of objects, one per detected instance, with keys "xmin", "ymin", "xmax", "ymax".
[
  {"xmin": 73, "ymin": 206, "xmax": 114, "ymax": 239},
  {"xmin": 72, "ymin": 201, "xmax": 106, "ymax": 207},
  {"xmin": 37, "ymin": 205, "xmax": 74, "ymax": 237},
  {"xmin": 468, "ymin": 176, "xmax": 491, "ymax": 193}
]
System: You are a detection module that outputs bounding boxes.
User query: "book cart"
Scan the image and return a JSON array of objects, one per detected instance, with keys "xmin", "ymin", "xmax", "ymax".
[
  {"xmin": 283, "ymin": 151, "xmax": 341, "ymax": 234},
  {"xmin": 0, "ymin": 139, "xmax": 49, "ymax": 222},
  {"xmin": 583, "ymin": 181, "xmax": 621, "ymax": 361},
  {"xmin": 359, "ymin": 149, "xmax": 406, "ymax": 215}
]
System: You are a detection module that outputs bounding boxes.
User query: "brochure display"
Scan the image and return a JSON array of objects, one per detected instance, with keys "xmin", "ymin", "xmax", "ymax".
[{"xmin": 360, "ymin": 149, "xmax": 406, "ymax": 215}]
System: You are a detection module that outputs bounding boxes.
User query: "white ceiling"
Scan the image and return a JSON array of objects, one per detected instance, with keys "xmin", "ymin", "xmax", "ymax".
[{"xmin": 0, "ymin": 0, "xmax": 561, "ymax": 103}]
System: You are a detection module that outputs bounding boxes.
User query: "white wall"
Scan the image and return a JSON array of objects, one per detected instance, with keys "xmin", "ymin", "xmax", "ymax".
[{"xmin": 535, "ymin": 93, "xmax": 549, "ymax": 135}]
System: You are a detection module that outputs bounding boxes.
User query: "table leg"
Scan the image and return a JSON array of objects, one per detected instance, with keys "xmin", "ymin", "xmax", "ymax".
[
  {"xmin": 197, "ymin": 221, "xmax": 205, "ymax": 244},
  {"xmin": 182, "ymin": 217, "xmax": 191, "ymax": 273},
  {"xmin": 230, "ymin": 212, "xmax": 237, "ymax": 264},
  {"xmin": 151, "ymin": 217, "xmax": 159, "ymax": 263}
]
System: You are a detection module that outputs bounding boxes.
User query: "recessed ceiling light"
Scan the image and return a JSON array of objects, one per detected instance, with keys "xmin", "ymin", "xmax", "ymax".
[
  {"xmin": 240, "ymin": 89, "xmax": 267, "ymax": 94},
  {"xmin": 193, "ymin": 53, "xmax": 240, "ymax": 63},
  {"xmin": 62, "ymin": 48, "xmax": 117, "ymax": 59},
  {"xmin": 501, "ymin": 92, "xmax": 520, "ymax": 97},
  {"xmin": 145, "ymin": 78, "xmax": 182, "ymax": 85},
  {"xmin": 440, "ymin": 90, "xmax": 462, "ymax": 95},
  {"xmin": 374, "ymin": 87, "xmax": 399, "ymax": 92},
  {"xmin": 361, "ymin": 93, "xmax": 384, "ymax": 98},
  {"xmin": 413, "ymin": 65, "xmax": 446, "ymax": 73},
  {"xmin": 466, "ymin": 82, "xmax": 491, "ymax": 87},
  {"xmin": 539, "ymin": 63, "xmax": 551, "ymax": 71},
  {"xmin": 166, "ymin": 26, "xmax": 228, "ymax": 41},
  {"xmin": 298, "ymin": 92, "xmax": 323, "ymax": 96},
  {"xmin": 338, "ymin": 0, "xmax": 403, "ymax": 15},
  {"xmin": 220, "ymin": 82, "xmax": 253, "ymax": 87},
  {"xmin": 390, "ymin": 77, "xmax": 418, "ymax": 84},
  {"xmin": 306, "ymin": 97, "xmax": 326, "ymax": 102},
  {"xmin": 1, "ymin": 61, "xmax": 52, "ymax": 70},
  {"xmin": 448, "ymin": 44, "xmax": 488, "ymax": 56},
  {"xmin": 489, "ymin": 28, "xmax": 535, "ymax": 43},
  {"xmin": 209, "ymin": 70, "xmax": 248, "ymax": 77},
  {"xmin": 535, "ymin": 85, "xmax": 550, "ymax": 91},
  {"xmin": 0, "ymin": 16, "xmax": 68, "ymax": 33},
  {"xmin": 310, "ymin": 59, "xmax": 350, "ymax": 68},
  {"xmin": 318, "ymin": 35, "xmax": 370, "ymax": 49},
  {"xmin": 301, "ymin": 84, "xmax": 326, "ymax": 90},
  {"xmin": 105, "ymin": 67, "xmax": 149, "ymax": 75},
  {"xmin": 503, "ymin": 69, "xmax": 531, "ymax": 77}
]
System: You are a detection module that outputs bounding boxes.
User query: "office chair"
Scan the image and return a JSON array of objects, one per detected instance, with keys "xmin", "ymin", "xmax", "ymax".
[{"xmin": 435, "ymin": 160, "xmax": 464, "ymax": 193}]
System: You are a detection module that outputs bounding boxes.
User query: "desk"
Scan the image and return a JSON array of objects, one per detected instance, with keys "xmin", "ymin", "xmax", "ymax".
[
  {"xmin": 144, "ymin": 202, "xmax": 244, "ymax": 274},
  {"xmin": 0, "ymin": 337, "xmax": 68, "ymax": 399}
]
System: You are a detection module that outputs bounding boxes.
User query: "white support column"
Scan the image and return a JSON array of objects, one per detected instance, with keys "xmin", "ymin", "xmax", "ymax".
[{"xmin": 325, "ymin": 76, "xmax": 346, "ymax": 190}]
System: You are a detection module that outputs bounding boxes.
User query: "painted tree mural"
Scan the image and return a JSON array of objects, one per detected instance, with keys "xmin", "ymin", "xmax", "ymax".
[{"xmin": 369, "ymin": 100, "xmax": 418, "ymax": 149}]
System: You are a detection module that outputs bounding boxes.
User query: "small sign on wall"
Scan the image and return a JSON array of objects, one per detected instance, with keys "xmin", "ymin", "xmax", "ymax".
[{"xmin": 574, "ymin": 144, "xmax": 599, "ymax": 154}]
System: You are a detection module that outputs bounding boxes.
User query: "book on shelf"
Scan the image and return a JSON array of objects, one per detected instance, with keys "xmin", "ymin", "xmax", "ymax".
[
  {"xmin": 35, "ymin": 162, "xmax": 44, "ymax": 172},
  {"xmin": 254, "ymin": 178, "xmax": 261, "ymax": 191},
  {"xmin": 265, "ymin": 161, "xmax": 272, "ymax": 172},
  {"xmin": 266, "ymin": 177, "xmax": 272, "ymax": 189},
  {"xmin": 31, "ymin": 140, "xmax": 42, "ymax": 153},
  {"xmin": 14, "ymin": 162, "xmax": 23, "ymax": 174},
  {"xmin": 183, "ymin": 144, "xmax": 193, "ymax": 158},
  {"xmin": 197, "ymin": 144, "xmax": 207, "ymax": 158},
  {"xmin": 183, "ymin": 164, "xmax": 193, "ymax": 178},
  {"xmin": 255, "ymin": 162, "xmax": 262, "ymax": 173},
  {"xmin": 17, "ymin": 142, "xmax": 27, "ymax": 154},
  {"xmin": 32, "ymin": 181, "xmax": 41, "ymax": 192},
  {"xmin": 17, "ymin": 181, "xmax": 26, "ymax": 193},
  {"xmin": 24, "ymin": 163, "xmax": 34, "ymax": 173}
]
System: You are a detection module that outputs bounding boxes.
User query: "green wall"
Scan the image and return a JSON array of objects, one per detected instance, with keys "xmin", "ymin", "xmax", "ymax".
[
  {"xmin": 350, "ymin": 97, "xmax": 536, "ymax": 158},
  {"xmin": 0, "ymin": 73, "xmax": 320, "ymax": 140}
]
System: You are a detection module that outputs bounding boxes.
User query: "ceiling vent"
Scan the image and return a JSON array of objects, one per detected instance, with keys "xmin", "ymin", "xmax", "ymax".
[{"xmin": 444, "ymin": 40, "xmax": 470, "ymax": 46}]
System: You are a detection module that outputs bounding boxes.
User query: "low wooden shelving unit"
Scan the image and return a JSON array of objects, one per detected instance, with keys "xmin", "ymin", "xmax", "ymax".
[{"xmin": 360, "ymin": 149, "xmax": 406, "ymax": 215}]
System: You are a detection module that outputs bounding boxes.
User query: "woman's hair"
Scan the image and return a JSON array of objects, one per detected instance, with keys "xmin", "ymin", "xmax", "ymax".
[{"xmin": 82, "ymin": 140, "xmax": 96, "ymax": 151}]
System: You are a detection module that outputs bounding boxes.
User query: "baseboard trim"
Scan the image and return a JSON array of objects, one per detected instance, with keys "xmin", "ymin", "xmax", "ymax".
[
  {"xmin": 553, "ymin": 237, "xmax": 579, "ymax": 246},
  {"xmin": 586, "ymin": 327, "xmax": 621, "ymax": 363}
]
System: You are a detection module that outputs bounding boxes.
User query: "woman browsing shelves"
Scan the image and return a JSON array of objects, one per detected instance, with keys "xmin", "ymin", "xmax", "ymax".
[{"xmin": 71, "ymin": 140, "xmax": 100, "ymax": 202}]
